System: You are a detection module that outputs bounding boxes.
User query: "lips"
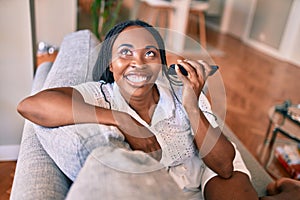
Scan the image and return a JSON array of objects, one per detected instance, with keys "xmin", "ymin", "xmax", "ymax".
[
  {"xmin": 124, "ymin": 71, "xmax": 152, "ymax": 87},
  {"xmin": 126, "ymin": 74, "xmax": 148, "ymax": 83}
]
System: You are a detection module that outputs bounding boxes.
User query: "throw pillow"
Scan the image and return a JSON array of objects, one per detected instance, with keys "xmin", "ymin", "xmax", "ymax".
[
  {"xmin": 34, "ymin": 29, "xmax": 125, "ymax": 181},
  {"xmin": 36, "ymin": 123, "xmax": 128, "ymax": 181}
]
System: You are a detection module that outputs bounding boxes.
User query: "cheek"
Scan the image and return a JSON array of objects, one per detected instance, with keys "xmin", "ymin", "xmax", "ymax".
[
  {"xmin": 152, "ymin": 63, "xmax": 163, "ymax": 75},
  {"xmin": 110, "ymin": 59, "xmax": 127, "ymax": 73},
  {"xmin": 110, "ymin": 60, "xmax": 128, "ymax": 81}
]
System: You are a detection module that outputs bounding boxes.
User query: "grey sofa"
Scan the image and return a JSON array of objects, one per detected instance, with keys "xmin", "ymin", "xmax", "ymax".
[{"xmin": 10, "ymin": 30, "xmax": 273, "ymax": 200}]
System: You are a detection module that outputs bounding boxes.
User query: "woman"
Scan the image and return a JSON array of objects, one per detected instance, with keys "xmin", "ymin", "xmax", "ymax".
[{"xmin": 18, "ymin": 20, "xmax": 258, "ymax": 199}]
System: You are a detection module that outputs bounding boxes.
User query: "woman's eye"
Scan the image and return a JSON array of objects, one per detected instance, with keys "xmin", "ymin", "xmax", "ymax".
[
  {"xmin": 145, "ymin": 51, "xmax": 155, "ymax": 57},
  {"xmin": 120, "ymin": 48, "xmax": 132, "ymax": 56}
]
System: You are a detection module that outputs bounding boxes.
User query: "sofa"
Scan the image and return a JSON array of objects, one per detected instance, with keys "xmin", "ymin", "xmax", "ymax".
[{"xmin": 10, "ymin": 30, "xmax": 273, "ymax": 200}]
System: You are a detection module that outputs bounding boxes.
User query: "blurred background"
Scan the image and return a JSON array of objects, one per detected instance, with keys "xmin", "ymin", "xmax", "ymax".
[{"xmin": 1, "ymin": 0, "xmax": 300, "ymax": 198}]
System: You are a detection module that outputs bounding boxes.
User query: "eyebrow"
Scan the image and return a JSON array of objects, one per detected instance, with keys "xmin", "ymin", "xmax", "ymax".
[
  {"xmin": 118, "ymin": 44, "xmax": 158, "ymax": 50},
  {"xmin": 118, "ymin": 44, "xmax": 133, "ymax": 49},
  {"xmin": 145, "ymin": 45, "xmax": 158, "ymax": 50}
]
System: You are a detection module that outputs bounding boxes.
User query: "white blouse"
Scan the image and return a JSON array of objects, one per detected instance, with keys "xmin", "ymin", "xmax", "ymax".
[
  {"xmin": 73, "ymin": 78, "xmax": 217, "ymax": 165},
  {"xmin": 73, "ymin": 78, "xmax": 219, "ymax": 190}
]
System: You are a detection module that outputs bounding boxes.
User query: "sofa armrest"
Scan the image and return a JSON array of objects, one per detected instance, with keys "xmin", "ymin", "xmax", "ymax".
[
  {"xmin": 11, "ymin": 29, "xmax": 101, "ymax": 200},
  {"xmin": 31, "ymin": 62, "xmax": 53, "ymax": 94},
  {"xmin": 10, "ymin": 122, "xmax": 72, "ymax": 200},
  {"xmin": 11, "ymin": 62, "xmax": 72, "ymax": 200}
]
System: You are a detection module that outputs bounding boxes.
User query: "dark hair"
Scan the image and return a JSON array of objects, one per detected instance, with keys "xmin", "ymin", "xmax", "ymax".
[{"xmin": 92, "ymin": 20, "xmax": 168, "ymax": 82}]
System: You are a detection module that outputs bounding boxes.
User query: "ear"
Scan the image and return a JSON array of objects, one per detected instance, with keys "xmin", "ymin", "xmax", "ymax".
[{"xmin": 109, "ymin": 64, "xmax": 113, "ymax": 72}]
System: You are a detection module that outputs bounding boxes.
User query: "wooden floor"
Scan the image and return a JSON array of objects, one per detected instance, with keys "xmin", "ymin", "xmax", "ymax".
[
  {"xmin": 205, "ymin": 28, "xmax": 300, "ymax": 158},
  {"xmin": 1, "ymin": 27, "xmax": 299, "ymax": 199},
  {"xmin": 0, "ymin": 161, "xmax": 16, "ymax": 200}
]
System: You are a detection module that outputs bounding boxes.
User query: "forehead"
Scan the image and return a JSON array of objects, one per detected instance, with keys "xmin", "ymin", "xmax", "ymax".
[{"xmin": 113, "ymin": 26, "xmax": 159, "ymax": 49}]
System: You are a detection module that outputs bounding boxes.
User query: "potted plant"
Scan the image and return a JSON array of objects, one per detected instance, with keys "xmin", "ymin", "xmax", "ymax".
[{"xmin": 91, "ymin": 0, "xmax": 123, "ymax": 40}]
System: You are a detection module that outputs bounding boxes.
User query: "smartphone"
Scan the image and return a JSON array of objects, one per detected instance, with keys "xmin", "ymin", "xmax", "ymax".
[
  {"xmin": 168, "ymin": 64, "xmax": 188, "ymax": 76},
  {"xmin": 168, "ymin": 64, "xmax": 219, "ymax": 76}
]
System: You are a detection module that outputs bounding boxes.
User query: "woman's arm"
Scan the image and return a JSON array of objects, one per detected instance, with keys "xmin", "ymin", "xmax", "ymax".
[
  {"xmin": 185, "ymin": 106, "xmax": 235, "ymax": 178},
  {"xmin": 17, "ymin": 87, "xmax": 115, "ymax": 127},
  {"xmin": 175, "ymin": 60, "xmax": 235, "ymax": 178},
  {"xmin": 17, "ymin": 87, "xmax": 162, "ymax": 159}
]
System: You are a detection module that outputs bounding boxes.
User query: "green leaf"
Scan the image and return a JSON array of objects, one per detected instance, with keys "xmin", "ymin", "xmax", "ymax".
[{"xmin": 91, "ymin": 0, "xmax": 123, "ymax": 40}]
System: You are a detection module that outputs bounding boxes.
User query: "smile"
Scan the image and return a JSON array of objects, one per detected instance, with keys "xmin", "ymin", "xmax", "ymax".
[
  {"xmin": 126, "ymin": 74, "xmax": 148, "ymax": 83},
  {"xmin": 123, "ymin": 71, "xmax": 153, "ymax": 87}
]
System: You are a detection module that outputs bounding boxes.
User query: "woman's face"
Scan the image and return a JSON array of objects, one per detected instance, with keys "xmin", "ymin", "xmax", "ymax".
[{"xmin": 110, "ymin": 26, "xmax": 162, "ymax": 99}]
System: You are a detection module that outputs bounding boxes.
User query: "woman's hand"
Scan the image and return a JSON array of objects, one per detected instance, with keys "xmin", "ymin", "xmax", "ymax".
[
  {"xmin": 260, "ymin": 178, "xmax": 300, "ymax": 200},
  {"xmin": 113, "ymin": 111, "xmax": 162, "ymax": 160},
  {"xmin": 175, "ymin": 59, "xmax": 209, "ymax": 110}
]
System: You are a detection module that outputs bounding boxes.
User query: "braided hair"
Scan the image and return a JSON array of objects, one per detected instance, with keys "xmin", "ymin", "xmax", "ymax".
[{"xmin": 92, "ymin": 20, "xmax": 168, "ymax": 83}]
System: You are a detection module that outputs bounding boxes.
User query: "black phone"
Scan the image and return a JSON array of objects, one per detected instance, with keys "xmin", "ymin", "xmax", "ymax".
[
  {"xmin": 207, "ymin": 65, "xmax": 219, "ymax": 76},
  {"xmin": 168, "ymin": 64, "xmax": 219, "ymax": 77},
  {"xmin": 168, "ymin": 64, "xmax": 188, "ymax": 76}
]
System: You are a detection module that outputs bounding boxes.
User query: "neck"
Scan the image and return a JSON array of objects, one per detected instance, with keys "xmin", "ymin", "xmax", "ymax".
[{"xmin": 127, "ymin": 85, "xmax": 159, "ymax": 124}]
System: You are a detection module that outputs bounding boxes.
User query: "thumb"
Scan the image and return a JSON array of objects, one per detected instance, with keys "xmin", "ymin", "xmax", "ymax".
[{"xmin": 266, "ymin": 181, "xmax": 280, "ymax": 196}]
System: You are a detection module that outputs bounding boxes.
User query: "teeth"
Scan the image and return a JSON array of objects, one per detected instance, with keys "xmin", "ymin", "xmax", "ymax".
[{"xmin": 127, "ymin": 75, "xmax": 147, "ymax": 83}]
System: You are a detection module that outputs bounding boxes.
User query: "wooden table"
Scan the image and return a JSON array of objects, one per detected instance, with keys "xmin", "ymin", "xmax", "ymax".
[
  {"xmin": 36, "ymin": 51, "xmax": 58, "ymax": 68},
  {"xmin": 258, "ymin": 104, "xmax": 300, "ymax": 179}
]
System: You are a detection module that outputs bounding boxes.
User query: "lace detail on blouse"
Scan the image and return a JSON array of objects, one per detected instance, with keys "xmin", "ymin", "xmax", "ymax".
[{"xmin": 153, "ymin": 97, "xmax": 197, "ymax": 167}]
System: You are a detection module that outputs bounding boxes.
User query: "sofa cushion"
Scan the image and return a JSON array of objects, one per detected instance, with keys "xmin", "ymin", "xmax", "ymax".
[
  {"xmin": 66, "ymin": 146, "xmax": 188, "ymax": 200},
  {"xmin": 42, "ymin": 29, "xmax": 99, "ymax": 89},
  {"xmin": 34, "ymin": 29, "xmax": 117, "ymax": 181},
  {"xmin": 36, "ymin": 123, "xmax": 129, "ymax": 181},
  {"xmin": 31, "ymin": 62, "xmax": 53, "ymax": 95}
]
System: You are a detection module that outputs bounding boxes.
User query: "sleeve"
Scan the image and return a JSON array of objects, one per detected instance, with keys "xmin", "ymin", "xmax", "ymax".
[
  {"xmin": 200, "ymin": 142, "xmax": 251, "ymax": 194},
  {"xmin": 72, "ymin": 81, "xmax": 105, "ymax": 107},
  {"xmin": 198, "ymin": 92, "xmax": 219, "ymax": 128}
]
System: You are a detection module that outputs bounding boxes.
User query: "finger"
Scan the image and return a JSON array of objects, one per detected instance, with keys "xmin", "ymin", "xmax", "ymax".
[
  {"xmin": 148, "ymin": 150, "xmax": 162, "ymax": 161},
  {"xmin": 276, "ymin": 177, "xmax": 300, "ymax": 192},
  {"xmin": 183, "ymin": 59, "xmax": 206, "ymax": 92},
  {"xmin": 175, "ymin": 64, "xmax": 189, "ymax": 85},
  {"xmin": 266, "ymin": 177, "xmax": 296, "ymax": 196},
  {"xmin": 184, "ymin": 59, "xmax": 205, "ymax": 81},
  {"xmin": 179, "ymin": 59, "xmax": 198, "ymax": 79},
  {"xmin": 266, "ymin": 181, "xmax": 280, "ymax": 196}
]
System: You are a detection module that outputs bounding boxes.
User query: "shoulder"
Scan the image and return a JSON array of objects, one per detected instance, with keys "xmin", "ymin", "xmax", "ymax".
[
  {"xmin": 72, "ymin": 81, "xmax": 112, "ymax": 95},
  {"xmin": 72, "ymin": 81, "xmax": 113, "ymax": 106}
]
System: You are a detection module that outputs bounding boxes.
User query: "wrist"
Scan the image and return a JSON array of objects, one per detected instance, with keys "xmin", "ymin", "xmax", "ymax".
[
  {"xmin": 110, "ymin": 110, "xmax": 133, "ymax": 128},
  {"xmin": 182, "ymin": 97, "xmax": 199, "ymax": 111},
  {"xmin": 95, "ymin": 107, "xmax": 119, "ymax": 126},
  {"xmin": 184, "ymin": 104, "xmax": 200, "ymax": 115}
]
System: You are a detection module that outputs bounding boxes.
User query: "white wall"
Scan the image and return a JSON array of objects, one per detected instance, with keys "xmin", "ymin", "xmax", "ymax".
[
  {"xmin": 221, "ymin": 0, "xmax": 253, "ymax": 37},
  {"xmin": 35, "ymin": 0, "xmax": 77, "ymax": 46},
  {"xmin": 243, "ymin": 0, "xmax": 300, "ymax": 67},
  {"xmin": 0, "ymin": 0, "xmax": 78, "ymax": 161},
  {"xmin": 0, "ymin": 0, "xmax": 34, "ymax": 160},
  {"xmin": 248, "ymin": 0, "xmax": 293, "ymax": 49},
  {"xmin": 279, "ymin": 0, "xmax": 300, "ymax": 66},
  {"xmin": 215, "ymin": 0, "xmax": 300, "ymax": 67}
]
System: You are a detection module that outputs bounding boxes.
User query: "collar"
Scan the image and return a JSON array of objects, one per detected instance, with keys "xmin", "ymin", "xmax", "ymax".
[{"xmin": 112, "ymin": 79, "xmax": 175, "ymax": 128}]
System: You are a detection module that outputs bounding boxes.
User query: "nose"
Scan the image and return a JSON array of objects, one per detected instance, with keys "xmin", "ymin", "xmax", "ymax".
[{"xmin": 130, "ymin": 52, "xmax": 145, "ymax": 68}]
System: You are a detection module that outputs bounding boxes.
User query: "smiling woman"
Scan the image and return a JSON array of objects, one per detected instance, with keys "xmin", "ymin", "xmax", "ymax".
[
  {"xmin": 16, "ymin": 19, "xmax": 259, "ymax": 199},
  {"xmin": 109, "ymin": 28, "xmax": 163, "ymax": 119},
  {"xmin": 110, "ymin": 26, "xmax": 161, "ymax": 98}
]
